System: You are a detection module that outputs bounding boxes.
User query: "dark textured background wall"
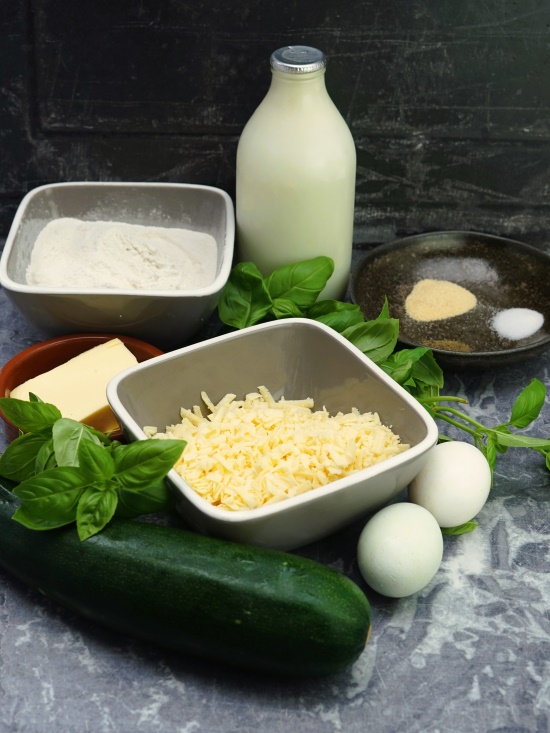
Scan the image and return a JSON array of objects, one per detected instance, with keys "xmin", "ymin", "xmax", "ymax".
[{"xmin": 1, "ymin": 0, "xmax": 550, "ymax": 247}]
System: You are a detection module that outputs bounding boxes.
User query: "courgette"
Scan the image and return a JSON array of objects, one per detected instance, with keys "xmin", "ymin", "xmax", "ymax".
[{"xmin": 0, "ymin": 481, "xmax": 371, "ymax": 677}]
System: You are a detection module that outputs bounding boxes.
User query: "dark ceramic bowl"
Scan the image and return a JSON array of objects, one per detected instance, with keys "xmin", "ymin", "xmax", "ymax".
[
  {"xmin": 0, "ymin": 333, "xmax": 163, "ymax": 443},
  {"xmin": 350, "ymin": 231, "xmax": 550, "ymax": 369}
]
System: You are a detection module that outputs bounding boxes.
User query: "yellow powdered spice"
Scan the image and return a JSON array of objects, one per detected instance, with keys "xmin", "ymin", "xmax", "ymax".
[{"xmin": 405, "ymin": 279, "xmax": 477, "ymax": 322}]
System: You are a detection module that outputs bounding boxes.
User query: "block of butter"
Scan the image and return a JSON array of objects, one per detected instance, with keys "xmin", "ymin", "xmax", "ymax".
[{"xmin": 10, "ymin": 338, "xmax": 138, "ymax": 434}]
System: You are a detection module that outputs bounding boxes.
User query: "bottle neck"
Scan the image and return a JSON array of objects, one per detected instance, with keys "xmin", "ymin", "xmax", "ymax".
[{"xmin": 267, "ymin": 68, "xmax": 329, "ymax": 103}]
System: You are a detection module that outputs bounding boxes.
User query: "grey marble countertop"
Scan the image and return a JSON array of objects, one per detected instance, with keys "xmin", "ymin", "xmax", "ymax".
[{"xmin": 0, "ymin": 270, "xmax": 549, "ymax": 733}]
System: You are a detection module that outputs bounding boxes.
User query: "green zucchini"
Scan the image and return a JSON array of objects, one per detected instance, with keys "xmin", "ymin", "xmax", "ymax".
[{"xmin": 0, "ymin": 481, "xmax": 371, "ymax": 677}]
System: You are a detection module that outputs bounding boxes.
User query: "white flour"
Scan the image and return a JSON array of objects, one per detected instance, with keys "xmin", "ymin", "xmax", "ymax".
[{"xmin": 26, "ymin": 218, "xmax": 218, "ymax": 291}]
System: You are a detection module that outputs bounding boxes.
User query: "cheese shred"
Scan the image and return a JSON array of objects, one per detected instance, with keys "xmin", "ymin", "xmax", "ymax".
[{"xmin": 144, "ymin": 387, "xmax": 409, "ymax": 512}]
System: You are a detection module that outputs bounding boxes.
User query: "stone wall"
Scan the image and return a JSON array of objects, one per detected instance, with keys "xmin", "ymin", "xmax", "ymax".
[{"xmin": 1, "ymin": 1, "xmax": 549, "ymax": 247}]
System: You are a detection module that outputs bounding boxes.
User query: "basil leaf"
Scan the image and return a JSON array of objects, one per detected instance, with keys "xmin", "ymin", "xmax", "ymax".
[
  {"xmin": 53, "ymin": 418, "xmax": 104, "ymax": 467},
  {"xmin": 35, "ymin": 437, "xmax": 57, "ymax": 473},
  {"xmin": 271, "ymin": 297, "xmax": 304, "ymax": 319},
  {"xmin": 376, "ymin": 298, "xmax": 391, "ymax": 320},
  {"xmin": 111, "ymin": 439, "xmax": 185, "ymax": 491},
  {"xmin": 490, "ymin": 432, "xmax": 550, "ymax": 450},
  {"xmin": 312, "ymin": 308, "xmax": 365, "ymax": 333},
  {"xmin": 489, "ymin": 426, "xmax": 513, "ymax": 454},
  {"xmin": 12, "ymin": 504, "xmax": 78, "ymax": 531},
  {"xmin": 342, "ymin": 318, "xmax": 399, "ymax": 364},
  {"xmin": 0, "ymin": 397, "xmax": 61, "ymax": 433},
  {"xmin": 306, "ymin": 300, "xmax": 362, "ymax": 319},
  {"xmin": 13, "ymin": 465, "xmax": 88, "ymax": 501},
  {"xmin": 265, "ymin": 256, "xmax": 334, "ymax": 309},
  {"xmin": 218, "ymin": 262, "xmax": 272, "ymax": 328},
  {"xmin": 442, "ymin": 521, "xmax": 478, "ymax": 536},
  {"xmin": 12, "ymin": 467, "xmax": 86, "ymax": 527},
  {"xmin": 316, "ymin": 310, "xmax": 366, "ymax": 334},
  {"xmin": 115, "ymin": 478, "xmax": 174, "ymax": 518},
  {"xmin": 380, "ymin": 357, "xmax": 414, "ymax": 386},
  {"xmin": 77, "ymin": 439, "xmax": 115, "ymax": 483},
  {"xmin": 483, "ymin": 436, "xmax": 499, "ymax": 473},
  {"xmin": 76, "ymin": 486, "xmax": 118, "ymax": 541},
  {"xmin": 508, "ymin": 378, "xmax": 547, "ymax": 429},
  {"xmin": 380, "ymin": 348, "xmax": 433, "ymax": 386},
  {"xmin": 399, "ymin": 349, "xmax": 445, "ymax": 399},
  {"xmin": 0, "ymin": 428, "xmax": 52, "ymax": 482}
]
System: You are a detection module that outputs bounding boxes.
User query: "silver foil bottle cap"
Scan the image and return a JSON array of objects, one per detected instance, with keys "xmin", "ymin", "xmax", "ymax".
[{"xmin": 270, "ymin": 46, "xmax": 326, "ymax": 73}]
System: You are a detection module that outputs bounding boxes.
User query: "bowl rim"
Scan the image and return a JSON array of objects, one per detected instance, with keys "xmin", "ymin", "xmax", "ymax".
[
  {"xmin": 0, "ymin": 181, "xmax": 235, "ymax": 298},
  {"xmin": 350, "ymin": 229, "xmax": 550, "ymax": 363},
  {"xmin": 0, "ymin": 332, "xmax": 163, "ymax": 441},
  {"xmin": 107, "ymin": 318, "xmax": 439, "ymax": 525}
]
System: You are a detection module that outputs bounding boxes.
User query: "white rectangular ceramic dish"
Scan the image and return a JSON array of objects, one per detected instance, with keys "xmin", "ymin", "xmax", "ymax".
[
  {"xmin": 0, "ymin": 181, "xmax": 234, "ymax": 349},
  {"xmin": 107, "ymin": 318, "xmax": 439, "ymax": 550}
]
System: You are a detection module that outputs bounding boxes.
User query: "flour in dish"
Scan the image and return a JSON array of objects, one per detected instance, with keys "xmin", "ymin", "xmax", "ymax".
[{"xmin": 26, "ymin": 217, "xmax": 218, "ymax": 291}]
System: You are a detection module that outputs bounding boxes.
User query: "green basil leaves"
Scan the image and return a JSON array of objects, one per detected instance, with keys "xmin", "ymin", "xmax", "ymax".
[
  {"xmin": 217, "ymin": 256, "xmax": 446, "ymax": 400},
  {"xmin": 0, "ymin": 397, "xmax": 184, "ymax": 541},
  {"xmin": 218, "ymin": 257, "xmax": 334, "ymax": 328}
]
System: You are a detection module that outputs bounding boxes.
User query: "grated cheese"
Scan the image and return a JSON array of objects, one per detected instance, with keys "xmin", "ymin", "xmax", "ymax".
[{"xmin": 144, "ymin": 386, "xmax": 409, "ymax": 512}]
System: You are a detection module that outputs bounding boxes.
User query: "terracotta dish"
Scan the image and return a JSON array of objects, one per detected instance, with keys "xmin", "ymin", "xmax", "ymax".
[{"xmin": 0, "ymin": 333, "xmax": 163, "ymax": 443}]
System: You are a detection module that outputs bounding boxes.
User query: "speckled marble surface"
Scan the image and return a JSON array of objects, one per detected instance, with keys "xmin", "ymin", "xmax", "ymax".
[{"xmin": 0, "ymin": 255, "xmax": 549, "ymax": 733}]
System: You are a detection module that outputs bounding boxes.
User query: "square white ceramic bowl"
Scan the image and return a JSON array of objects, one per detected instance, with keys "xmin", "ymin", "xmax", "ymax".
[
  {"xmin": 0, "ymin": 182, "xmax": 234, "ymax": 350},
  {"xmin": 107, "ymin": 319, "xmax": 439, "ymax": 551}
]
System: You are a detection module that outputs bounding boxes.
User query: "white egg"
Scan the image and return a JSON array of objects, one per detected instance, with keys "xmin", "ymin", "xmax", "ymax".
[
  {"xmin": 409, "ymin": 441, "xmax": 491, "ymax": 527},
  {"xmin": 357, "ymin": 502, "xmax": 443, "ymax": 598}
]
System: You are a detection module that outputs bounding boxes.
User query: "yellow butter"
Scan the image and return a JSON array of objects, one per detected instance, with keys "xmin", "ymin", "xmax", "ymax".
[{"xmin": 10, "ymin": 338, "xmax": 137, "ymax": 433}]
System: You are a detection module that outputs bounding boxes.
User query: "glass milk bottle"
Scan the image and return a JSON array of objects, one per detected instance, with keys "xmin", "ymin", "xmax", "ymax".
[{"xmin": 236, "ymin": 46, "xmax": 356, "ymax": 300}]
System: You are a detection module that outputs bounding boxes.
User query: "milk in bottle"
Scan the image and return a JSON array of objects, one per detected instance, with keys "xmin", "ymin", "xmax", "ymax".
[{"xmin": 236, "ymin": 46, "xmax": 356, "ymax": 300}]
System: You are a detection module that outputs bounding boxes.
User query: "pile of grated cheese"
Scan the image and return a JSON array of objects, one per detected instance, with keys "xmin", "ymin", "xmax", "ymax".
[{"xmin": 144, "ymin": 386, "xmax": 409, "ymax": 512}]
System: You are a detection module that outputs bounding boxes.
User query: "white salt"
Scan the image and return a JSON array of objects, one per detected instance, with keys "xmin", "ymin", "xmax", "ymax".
[{"xmin": 491, "ymin": 308, "xmax": 544, "ymax": 340}]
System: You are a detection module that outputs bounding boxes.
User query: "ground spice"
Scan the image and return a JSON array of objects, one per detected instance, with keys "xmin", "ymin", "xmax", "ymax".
[
  {"xmin": 425, "ymin": 339, "xmax": 473, "ymax": 353},
  {"xmin": 405, "ymin": 279, "xmax": 477, "ymax": 322}
]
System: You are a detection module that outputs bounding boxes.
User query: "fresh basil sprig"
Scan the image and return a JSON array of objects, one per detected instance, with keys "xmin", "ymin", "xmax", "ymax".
[
  {"xmin": 217, "ymin": 257, "xmax": 447, "ymax": 402},
  {"xmin": 216, "ymin": 256, "xmax": 550, "ymax": 536},
  {"xmin": 419, "ymin": 378, "xmax": 550, "ymax": 474},
  {"xmin": 218, "ymin": 257, "xmax": 334, "ymax": 328},
  {"xmin": 0, "ymin": 397, "xmax": 185, "ymax": 541}
]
